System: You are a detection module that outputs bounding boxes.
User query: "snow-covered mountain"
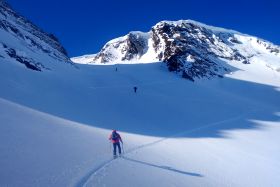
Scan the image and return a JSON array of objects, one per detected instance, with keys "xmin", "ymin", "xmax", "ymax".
[
  {"xmin": 0, "ymin": 1, "xmax": 71, "ymax": 71},
  {"xmin": 72, "ymin": 20, "xmax": 280, "ymax": 81},
  {"xmin": 1, "ymin": 3, "xmax": 280, "ymax": 187}
]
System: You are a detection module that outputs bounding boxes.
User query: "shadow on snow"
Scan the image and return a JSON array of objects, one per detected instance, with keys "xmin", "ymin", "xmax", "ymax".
[
  {"xmin": 123, "ymin": 156, "xmax": 203, "ymax": 177},
  {"xmin": 1, "ymin": 62, "xmax": 280, "ymax": 138}
]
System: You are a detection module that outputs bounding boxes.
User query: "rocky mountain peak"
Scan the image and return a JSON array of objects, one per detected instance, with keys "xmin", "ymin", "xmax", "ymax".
[{"xmin": 73, "ymin": 20, "xmax": 280, "ymax": 81}]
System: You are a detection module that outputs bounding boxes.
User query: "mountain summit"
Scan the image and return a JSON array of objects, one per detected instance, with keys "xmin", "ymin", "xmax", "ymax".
[{"xmin": 72, "ymin": 20, "xmax": 280, "ymax": 81}]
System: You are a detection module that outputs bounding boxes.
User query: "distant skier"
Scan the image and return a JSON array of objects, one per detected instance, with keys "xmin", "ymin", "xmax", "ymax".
[
  {"xmin": 133, "ymin": 86, "xmax": 138, "ymax": 93},
  {"xmin": 109, "ymin": 130, "xmax": 123, "ymax": 157}
]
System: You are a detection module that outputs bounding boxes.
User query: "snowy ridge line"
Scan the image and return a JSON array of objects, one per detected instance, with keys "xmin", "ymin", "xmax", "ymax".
[
  {"xmin": 72, "ymin": 19, "xmax": 280, "ymax": 81},
  {"xmin": 78, "ymin": 110, "xmax": 258, "ymax": 187}
]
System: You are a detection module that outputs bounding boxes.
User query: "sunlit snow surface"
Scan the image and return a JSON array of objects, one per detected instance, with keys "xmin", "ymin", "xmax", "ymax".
[
  {"xmin": 1, "ymin": 5, "xmax": 280, "ymax": 185},
  {"xmin": 1, "ymin": 50, "xmax": 280, "ymax": 186}
]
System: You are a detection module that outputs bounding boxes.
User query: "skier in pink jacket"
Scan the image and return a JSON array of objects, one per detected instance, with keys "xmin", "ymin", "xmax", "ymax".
[{"xmin": 109, "ymin": 130, "xmax": 123, "ymax": 156}]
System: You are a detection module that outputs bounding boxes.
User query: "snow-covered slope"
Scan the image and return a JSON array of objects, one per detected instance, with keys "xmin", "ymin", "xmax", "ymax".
[
  {"xmin": 1, "ymin": 56, "xmax": 280, "ymax": 186},
  {"xmin": 72, "ymin": 20, "xmax": 280, "ymax": 81},
  {"xmin": 0, "ymin": 1, "xmax": 72, "ymax": 71},
  {"xmin": 1, "ymin": 5, "xmax": 280, "ymax": 187}
]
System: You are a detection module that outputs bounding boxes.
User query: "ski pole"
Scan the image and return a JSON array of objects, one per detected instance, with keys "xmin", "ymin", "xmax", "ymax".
[{"xmin": 122, "ymin": 142, "xmax": 124, "ymax": 154}]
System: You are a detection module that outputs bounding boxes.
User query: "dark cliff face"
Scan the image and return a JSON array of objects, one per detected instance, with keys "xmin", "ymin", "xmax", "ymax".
[
  {"xmin": 124, "ymin": 32, "xmax": 148, "ymax": 60},
  {"xmin": 93, "ymin": 31, "xmax": 148, "ymax": 63},
  {"xmin": 151, "ymin": 21, "xmax": 247, "ymax": 81},
  {"xmin": 0, "ymin": 1, "xmax": 71, "ymax": 71}
]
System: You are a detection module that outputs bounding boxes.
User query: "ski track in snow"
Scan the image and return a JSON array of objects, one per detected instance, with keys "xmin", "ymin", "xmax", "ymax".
[{"xmin": 76, "ymin": 110, "xmax": 257, "ymax": 187}]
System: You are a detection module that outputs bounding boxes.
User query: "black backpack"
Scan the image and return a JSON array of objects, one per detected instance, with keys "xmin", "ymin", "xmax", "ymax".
[{"xmin": 112, "ymin": 132, "xmax": 119, "ymax": 141}]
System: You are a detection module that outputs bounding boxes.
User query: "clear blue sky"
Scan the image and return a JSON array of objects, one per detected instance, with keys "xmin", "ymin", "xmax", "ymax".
[{"xmin": 6, "ymin": 0, "xmax": 280, "ymax": 57}]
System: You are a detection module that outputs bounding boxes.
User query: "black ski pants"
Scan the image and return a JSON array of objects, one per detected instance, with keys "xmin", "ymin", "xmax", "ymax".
[{"xmin": 113, "ymin": 142, "xmax": 121, "ymax": 155}]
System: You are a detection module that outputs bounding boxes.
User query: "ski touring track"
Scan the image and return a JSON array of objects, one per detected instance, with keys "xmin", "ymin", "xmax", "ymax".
[{"xmin": 75, "ymin": 109, "xmax": 261, "ymax": 187}]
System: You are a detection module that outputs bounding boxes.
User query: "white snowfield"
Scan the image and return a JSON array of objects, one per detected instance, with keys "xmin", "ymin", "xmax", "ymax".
[{"xmin": 1, "ymin": 47, "xmax": 280, "ymax": 187}]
